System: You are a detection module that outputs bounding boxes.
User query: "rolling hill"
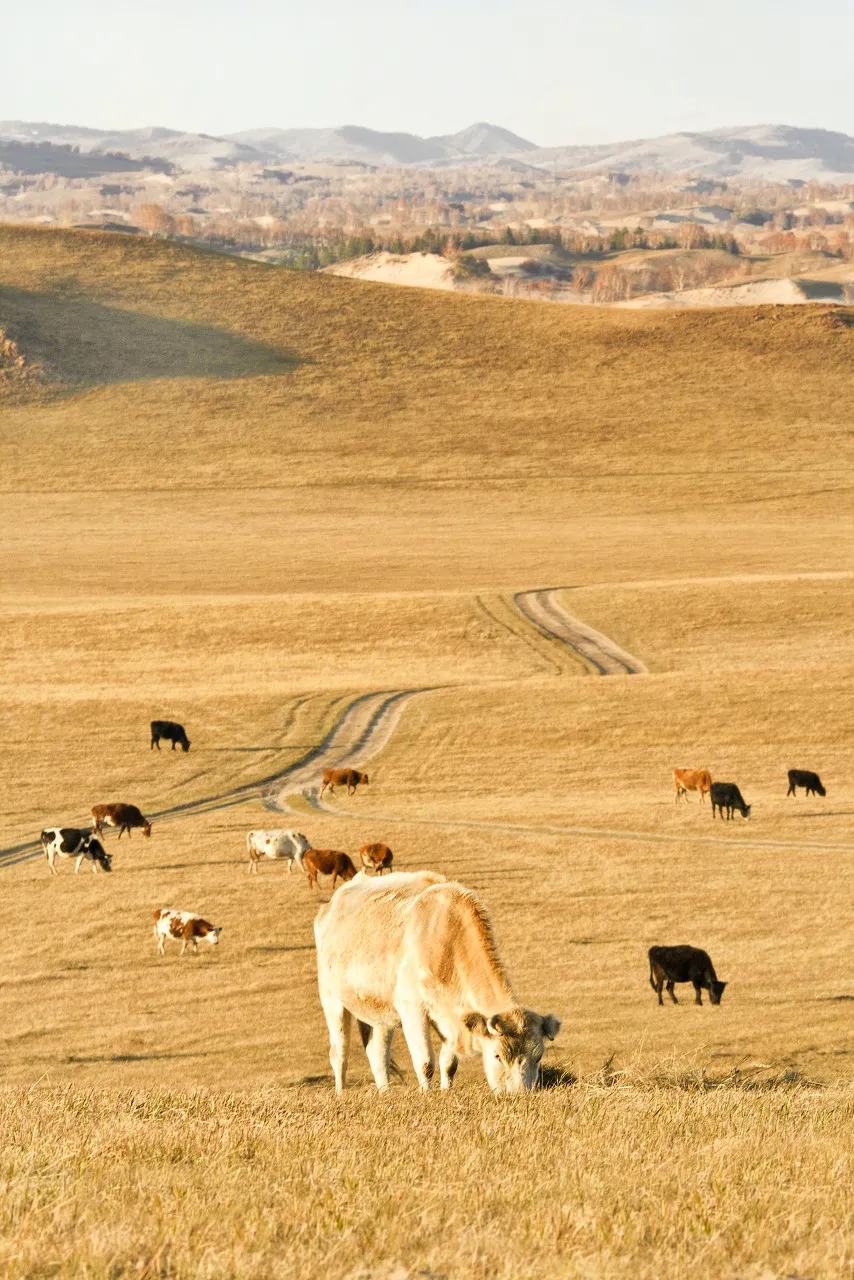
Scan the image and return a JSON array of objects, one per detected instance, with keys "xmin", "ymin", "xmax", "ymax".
[{"xmin": 2, "ymin": 225, "xmax": 854, "ymax": 1279}]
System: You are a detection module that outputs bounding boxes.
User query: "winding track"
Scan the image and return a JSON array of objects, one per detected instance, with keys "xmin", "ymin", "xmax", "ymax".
[
  {"xmin": 514, "ymin": 588, "xmax": 647, "ymax": 675},
  {"xmin": 0, "ymin": 688, "xmax": 430, "ymax": 868},
  {"xmin": 8, "ymin": 581, "xmax": 848, "ymax": 864}
]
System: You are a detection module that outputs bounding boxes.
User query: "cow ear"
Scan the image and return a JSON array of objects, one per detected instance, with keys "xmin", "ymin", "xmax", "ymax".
[
  {"xmin": 541, "ymin": 1014, "xmax": 561, "ymax": 1041},
  {"xmin": 487, "ymin": 1014, "xmax": 506, "ymax": 1037},
  {"xmin": 463, "ymin": 1012, "xmax": 489, "ymax": 1038}
]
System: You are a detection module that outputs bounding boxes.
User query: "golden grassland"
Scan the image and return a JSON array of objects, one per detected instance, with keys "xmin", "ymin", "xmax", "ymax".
[
  {"xmin": 1, "ymin": 224, "xmax": 854, "ymax": 1276},
  {"xmin": 4, "ymin": 1081, "xmax": 854, "ymax": 1280}
]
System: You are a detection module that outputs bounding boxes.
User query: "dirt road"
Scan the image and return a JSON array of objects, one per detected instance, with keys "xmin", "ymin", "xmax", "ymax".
[{"xmin": 514, "ymin": 588, "xmax": 648, "ymax": 675}]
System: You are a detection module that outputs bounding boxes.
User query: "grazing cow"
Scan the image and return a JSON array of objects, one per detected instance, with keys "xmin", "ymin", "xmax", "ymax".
[
  {"xmin": 151, "ymin": 720, "xmax": 191, "ymax": 752},
  {"xmin": 710, "ymin": 782, "xmax": 751, "ymax": 821},
  {"xmin": 319, "ymin": 768, "xmax": 369, "ymax": 799},
  {"xmin": 246, "ymin": 829, "xmax": 311, "ymax": 874},
  {"xmin": 153, "ymin": 909, "xmax": 221, "ymax": 956},
  {"xmin": 360, "ymin": 842, "xmax": 393, "ymax": 874},
  {"xmin": 92, "ymin": 803, "xmax": 152, "ymax": 839},
  {"xmin": 787, "ymin": 769, "xmax": 826, "ymax": 798},
  {"xmin": 303, "ymin": 849, "xmax": 358, "ymax": 893},
  {"xmin": 648, "ymin": 945, "xmax": 727, "ymax": 1006},
  {"xmin": 41, "ymin": 828, "xmax": 112, "ymax": 875},
  {"xmin": 314, "ymin": 869, "xmax": 561, "ymax": 1093},
  {"xmin": 673, "ymin": 767, "xmax": 712, "ymax": 804}
]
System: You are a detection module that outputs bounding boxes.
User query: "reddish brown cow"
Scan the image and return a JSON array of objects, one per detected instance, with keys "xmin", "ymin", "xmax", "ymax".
[
  {"xmin": 320, "ymin": 768, "xmax": 369, "ymax": 799},
  {"xmin": 360, "ymin": 842, "xmax": 393, "ymax": 874},
  {"xmin": 92, "ymin": 802, "xmax": 152, "ymax": 839},
  {"xmin": 673, "ymin": 768, "xmax": 712, "ymax": 804},
  {"xmin": 303, "ymin": 848, "xmax": 358, "ymax": 892}
]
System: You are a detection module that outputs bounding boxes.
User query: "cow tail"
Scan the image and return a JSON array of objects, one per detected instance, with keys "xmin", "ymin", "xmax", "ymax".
[{"xmin": 358, "ymin": 1020, "xmax": 404, "ymax": 1080}]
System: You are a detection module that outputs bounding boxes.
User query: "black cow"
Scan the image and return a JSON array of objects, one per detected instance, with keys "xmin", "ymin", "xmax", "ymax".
[
  {"xmin": 787, "ymin": 769, "xmax": 826, "ymax": 798},
  {"xmin": 648, "ymin": 945, "xmax": 727, "ymax": 1006},
  {"xmin": 41, "ymin": 828, "xmax": 113, "ymax": 875},
  {"xmin": 150, "ymin": 720, "xmax": 190, "ymax": 752},
  {"xmin": 710, "ymin": 781, "xmax": 751, "ymax": 821}
]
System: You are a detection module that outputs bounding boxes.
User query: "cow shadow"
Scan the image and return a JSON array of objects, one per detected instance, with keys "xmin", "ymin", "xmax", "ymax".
[
  {"xmin": 249, "ymin": 945, "xmax": 315, "ymax": 953},
  {"xmin": 65, "ymin": 1050, "xmax": 204, "ymax": 1064},
  {"xmin": 0, "ymin": 285, "xmax": 299, "ymax": 386},
  {"xmin": 787, "ymin": 811, "xmax": 854, "ymax": 819},
  {"xmin": 539, "ymin": 1063, "xmax": 578, "ymax": 1090}
]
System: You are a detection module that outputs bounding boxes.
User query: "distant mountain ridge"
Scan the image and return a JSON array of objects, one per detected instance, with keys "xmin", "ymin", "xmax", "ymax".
[{"xmin": 3, "ymin": 119, "xmax": 854, "ymax": 181}]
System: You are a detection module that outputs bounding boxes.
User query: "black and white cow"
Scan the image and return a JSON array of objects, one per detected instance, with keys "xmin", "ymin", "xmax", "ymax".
[{"xmin": 41, "ymin": 828, "xmax": 113, "ymax": 875}]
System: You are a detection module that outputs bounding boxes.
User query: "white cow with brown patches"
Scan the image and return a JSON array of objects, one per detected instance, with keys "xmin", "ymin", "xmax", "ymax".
[
  {"xmin": 153, "ymin": 909, "xmax": 221, "ymax": 956},
  {"xmin": 314, "ymin": 870, "xmax": 560, "ymax": 1094}
]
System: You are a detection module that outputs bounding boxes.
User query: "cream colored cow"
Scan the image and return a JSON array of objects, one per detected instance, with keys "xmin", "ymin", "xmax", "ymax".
[{"xmin": 313, "ymin": 870, "xmax": 560, "ymax": 1094}]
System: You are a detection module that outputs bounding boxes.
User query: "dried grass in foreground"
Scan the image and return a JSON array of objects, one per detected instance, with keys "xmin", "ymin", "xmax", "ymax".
[{"xmin": 1, "ymin": 1063, "xmax": 850, "ymax": 1280}]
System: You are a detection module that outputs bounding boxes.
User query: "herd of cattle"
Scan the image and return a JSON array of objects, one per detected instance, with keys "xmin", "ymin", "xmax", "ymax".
[
  {"xmin": 673, "ymin": 766, "xmax": 826, "ymax": 819},
  {"xmin": 34, "ymin": 720, "xmax": 830, "ymax": 1092}
]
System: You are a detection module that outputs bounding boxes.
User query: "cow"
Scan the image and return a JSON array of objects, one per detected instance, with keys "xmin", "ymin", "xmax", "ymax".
[
  {"xmin": 151, "ymin": 720, "xmax": 191, "ymax": 752},
  {"xmin": 153, "ymin": 909, "xmax": 221, "ymax": 956},
  {"xmin": 673, "ymin": 767, "xmax": 712, "ymax": 804},
  {"xmin": 787, "ymin": 769, "xmax": 826, "ymax": 798},
  {"xmin": 246, "ymin": 829, "xmax": 311, "ymax": 874},
  {"xmin": 92, "ymin": 803, "xmax": 152, "ymax": 839},
  {"xmin": 303, "ymin": 849, "xmax": 358, "ymax": 893},
  {"xmin": 314, "ymin": 869, "xmax": 561, "ymax": 1093},
  {"xmin": 360, "ymin": 842, "xmax": 393, "ymax": 874},
  {"xmin": 710, "ymin": 782, "xmax": 751, "ymax": 821},
  {"xmin": 648, "ymin": 945, "xmax": 727, "ymax": 1006},
  {"xmin": 41, "ymin": 828, "xmax": 112, "ymax": 875},
  {"xmin": 319, "ymin": 768, "xmax": 369, "ymax": 799}
]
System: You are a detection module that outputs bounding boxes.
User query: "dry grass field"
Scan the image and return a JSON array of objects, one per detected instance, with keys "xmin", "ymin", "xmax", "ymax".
[{"xmin": 1, "ymin": 224, "xmax": 854, "ymax": 1277}]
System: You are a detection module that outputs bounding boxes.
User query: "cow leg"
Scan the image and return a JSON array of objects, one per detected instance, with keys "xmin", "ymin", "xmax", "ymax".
[
  {"xmin": 439, "ymin": 1038, "xmax": 459, "ymax": 1089},
  {"xmin": 399, "ymin": 1005, "xmax": 435, "ymax": 1091},
  {"xmin": 171, "ymin": 741, "xmax": 176, "ymax": 750},
  {"xmin": 694, "ymin": 984, "xmax": 703, "ymax": 1006},
  {"xmin": 156, "ymin": 931, "xmax": 166, "ymax": 956},
  {"xmin": 46, "ymin": 850, "xmax": 57, "ymax": 875},
  {"xmin": 320, "ymin": 992, "xmax": 352, "ymax": 1092},
  {"xmin": 666, "ymin": 980, "xmax": 678, "ymax": 1004},
  {"xmin": 364, "ymin": 1023, "xmax": 395, "ymax": 1092},
  {"xmin": 655, "ymin": 976, "xmax": 665, "ymax": 1005},
  {"xmin": 787, "ymin": 782, "xmax": 795, "ymax": 796},
  {"xmin": 74, "ymin": 855, "xmax": 83, "ymax": 873}
]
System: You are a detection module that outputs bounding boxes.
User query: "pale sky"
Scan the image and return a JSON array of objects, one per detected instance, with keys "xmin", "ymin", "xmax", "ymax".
[{"xmin": 7, "ymin": 0, "xmax": 854, "ymax": 145}]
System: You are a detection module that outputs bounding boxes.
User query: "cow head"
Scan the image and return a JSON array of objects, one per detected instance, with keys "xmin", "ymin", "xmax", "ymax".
[
  {"xmin": 360, "ymin": 773, "xmax": 369, "ymax": 785},
  {"xmin": 142, "ymin": 821, "xmax": 152, "ymax": 838},
  {"xmin": 740, "ymin": 805, "xmax": 751, "ymax": 821},
  {"xmin": 710, "ymin": 980, "xmax": 727, "ymax": 1005},
  {"xmin": 181, "ymin": 738, "xmax": 191, "ymax": 753},
  {"xmin": 207, "ymin": 927, "xmax": 222, "ymax": 946},
  {"xmin": 463, "ymin": 1007, "xmax": 561, "ymax": 1093},
  {"xmin": 89, "ymin": 837, "xmax": 111, "ymax": 870}
]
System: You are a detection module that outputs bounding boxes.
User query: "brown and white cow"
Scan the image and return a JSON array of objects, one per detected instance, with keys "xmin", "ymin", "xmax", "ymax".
[
  {"xmin": 92, "ymin": 803, "xmax": 152, "ymax": 839},
  {"xmin": 673, "ymin": 768, "xmax": 712, "ymax": 804},
  {"xmin": 246, "ymin": 829, "xmax": 311, "ymax": 874},
  {"xmin": 153, "ymin": 909, "xmax": 221, "ymax": 956},
  {"xmin": 360, "ymin": 842, "xmax": 393, "ymax": 874},
  {"xmin": 303, "ymin": 849, "xmax": 358, "ymax": 893},
  {"xmin": 319, "ymin": 768, "xmax": 369, "ymax": 799},
  {"xmin": 41, "ymin": 827, "xmax": 112, "ymax": 875},
  {"xmin": 314, "ymin": 870, "xmax": 560, "ymax": 1093}
]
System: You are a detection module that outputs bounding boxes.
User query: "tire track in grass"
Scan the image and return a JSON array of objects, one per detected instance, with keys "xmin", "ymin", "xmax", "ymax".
[
  {"xmin": 0, "ymin": 689, "xmax": 434, "ymax": 868},
  {"xmin": 514, "ymin": 588, "xmax": 648, "ymax": 675}
]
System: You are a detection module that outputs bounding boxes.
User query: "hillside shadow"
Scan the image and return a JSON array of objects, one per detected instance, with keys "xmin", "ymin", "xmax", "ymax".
[{"xmin": 0, "ymin": 286, "xmax": 298, "ymax": 385}]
